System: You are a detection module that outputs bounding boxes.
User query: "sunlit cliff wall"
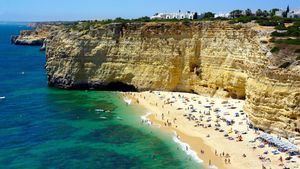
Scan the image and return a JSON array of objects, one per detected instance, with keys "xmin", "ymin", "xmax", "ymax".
[{"xmin": 45, "ymin": 21, "xmax": 300, "ymax": 136}]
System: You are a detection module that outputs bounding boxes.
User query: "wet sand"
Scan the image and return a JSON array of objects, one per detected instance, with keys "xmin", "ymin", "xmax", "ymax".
[{"xmin": 122, "ymin": 91, "xmax": 299, "ymax": 169}]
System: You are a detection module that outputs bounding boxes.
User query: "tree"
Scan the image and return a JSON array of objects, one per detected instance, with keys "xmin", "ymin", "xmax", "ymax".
[
  {"xmin": 245, "ymin": 9, "xmax": 253, "ymax": 16},
  {"xmin": 283, "ymin": 5, "xmax": 290, "ymax": 18},
  {"xmin": 262, "ymin": 10, "xmax": 270, "ymax": 17},
  {"xmin": 136, "ymin": 16, "xmax": 151, "ymax": 22},
  {"xmin": 256, "ymin": 9, "xmax": 263, "ymax": 17},
  {"xmin": 270, "ymin": 8, "xmax": 280, "ymax": 17},
  {"xmin": 203, "ymin": 12, "xmax": 215, "ymax": 19},
  {"xmin": 230, "ymin": 10, "xmax": 243, "ymax": 18}
]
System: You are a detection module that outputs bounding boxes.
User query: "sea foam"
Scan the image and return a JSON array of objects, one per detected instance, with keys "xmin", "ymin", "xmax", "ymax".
[
  {"xmin": 141, "ymin": 112, "xmax": 152, "ymax": 125},
  {"xmin": 172, "ymin": 132, "xmax": 203, "ymax": 164},
  {"xmin": 124, "ymin": 98, "xmax": 132, "ymax": 105}
]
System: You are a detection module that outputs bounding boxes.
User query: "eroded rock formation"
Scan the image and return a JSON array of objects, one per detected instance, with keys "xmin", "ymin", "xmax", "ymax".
[
  {"xmin": 45, "ymin": 21, "xmax": 300, "ymax": 136},
  {"xmin": 11, "ymin": 24, "xmax": 58, "ymax": 50}
]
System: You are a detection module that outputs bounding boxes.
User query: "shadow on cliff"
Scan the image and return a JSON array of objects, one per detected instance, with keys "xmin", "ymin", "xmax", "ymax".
[
  {"xmin": 49, "ymin": 81, "xmax": 138, "ymax": 92},
  {"xmin": 98, "ymin": 82, "xmax": 137, "ymax": 92}
]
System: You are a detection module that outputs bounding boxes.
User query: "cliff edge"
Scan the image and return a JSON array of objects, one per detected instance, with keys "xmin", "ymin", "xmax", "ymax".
[
  {"xmin": 45, "ymin": 21, "xmax": 300, "ymax": 137},
  {"xmin": 11, "ymin": 24, "xmax": 59, "ymax": 50}
]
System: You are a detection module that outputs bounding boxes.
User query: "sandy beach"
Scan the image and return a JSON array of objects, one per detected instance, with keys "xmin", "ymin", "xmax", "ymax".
[{"xmin": 122, "ymin": 91, "xmax": 299, "ymax": 169}]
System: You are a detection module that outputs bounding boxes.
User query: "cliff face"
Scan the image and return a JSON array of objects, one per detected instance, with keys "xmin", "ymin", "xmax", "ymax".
[
  {"xmin": 11, "ymin": 25, "xmax": 58, "ymax": 50},
  {"xmin": 45, "ymin": 21, "xmax": 300, "ymax": 136}
]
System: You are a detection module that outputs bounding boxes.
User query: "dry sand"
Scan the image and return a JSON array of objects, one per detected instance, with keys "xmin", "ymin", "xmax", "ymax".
[{"xmin": 122, "ymin": 91, "xmax": 299, "ymax": 169}]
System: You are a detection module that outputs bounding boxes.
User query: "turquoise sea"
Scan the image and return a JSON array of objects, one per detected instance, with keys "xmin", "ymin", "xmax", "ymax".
[{"xmin": 0, "ymin": 23, "xmax": 202, "ymax": 169}]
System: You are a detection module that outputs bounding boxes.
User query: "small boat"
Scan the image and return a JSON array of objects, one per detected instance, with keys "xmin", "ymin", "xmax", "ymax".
[{"xmin": 0, "ymin": 96, "xmax": 5, "ymax": 99}]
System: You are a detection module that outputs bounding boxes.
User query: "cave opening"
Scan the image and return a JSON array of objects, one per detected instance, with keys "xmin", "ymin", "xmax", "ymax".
[{"xmin": 103, "ymin": 82, "xmax": 137, "ymax": 92}]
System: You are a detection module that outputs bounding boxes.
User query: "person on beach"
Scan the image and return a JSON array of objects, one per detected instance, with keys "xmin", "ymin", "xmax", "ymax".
[
  {"xmin": 279, "ymin": 156, "xmax": 283, "ymax": 163},
  {"xmin": 215, "ymin": 150, "xmax": 218, "ymax": 156},
  {"xmin": 209, "ymin": 159, "xmax": 211, "ymax": 166}
]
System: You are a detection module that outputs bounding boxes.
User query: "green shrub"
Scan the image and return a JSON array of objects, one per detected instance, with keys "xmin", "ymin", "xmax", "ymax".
[
  {"xmin": 257, "ymin": 19, "xmax": 279, "ymax": 26},
  {"xmin": 271, "ymin": 31, "xmax": 288, "ymax": 37},
  {"xmin": 271, "ymin": 22, "xmax": 300, "ymax": 37},
  {"xmin": 255, "ymin": 16, "xmax": 299, "ymax": 27},
  {"xmin": 270, "ymin": 47, "xmax": 280, "ymax": 53},
  {"xmin": 287, "ymin": 26, "xmax": 300, "ymax": 37},
  {"xmin": 134, "ymin": 16, "xmax": 151, "ymax": 22},
  {"xmin": 274, "ymin": 23, "xmax": 287, "ymax": 30},
  {"xmin": 229, "ymin": 16, "xmax": 256, "ymax": 24},
  {"xmin": 203, "ymin": 12, "xmax": 215, "ymax": 19},
  {"xmin": 283, "ymin": 18, "xmax": 294, "ymax": 23},
  {"xmin": 274, "ymin": 38, "xmax": 300, "ymax": 45},
  {"xmin": 181, "ymin": 19, "xmax": 191, "ymax": 26}
]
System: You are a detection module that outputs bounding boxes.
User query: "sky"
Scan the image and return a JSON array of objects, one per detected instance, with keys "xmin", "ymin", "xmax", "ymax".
[{"xmin": 0, "ymin": 0, "xmax": 299, "ymax": 22}]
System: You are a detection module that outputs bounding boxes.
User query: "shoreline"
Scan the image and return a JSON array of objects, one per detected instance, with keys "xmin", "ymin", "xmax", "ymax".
[
  {"xmin": 139, "ymin": 111, "xmax": 208, "ymax": 166},
  {"xmin": 148, "ymin": 113, "xmax": 223, "ymax": 169},
  {"xmin": 122, "ymin": 92, "xmax": 226, "ymax": 169},
  {"xmin": 149, "ymin": 111, "xmax": 223, "ymax": 169},
  {"xmin": 121, "ymin": 91, "xmax": 299, "ymax": 169}
]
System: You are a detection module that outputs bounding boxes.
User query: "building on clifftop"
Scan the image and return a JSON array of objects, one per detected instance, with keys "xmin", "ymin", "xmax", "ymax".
[
  {"xmin": 150, "ymin": 10, "xmax": 200, "ymax": 20},
  {"xmin": 287, "ymin": 9, "xmax": 300, "ymax": 18}
]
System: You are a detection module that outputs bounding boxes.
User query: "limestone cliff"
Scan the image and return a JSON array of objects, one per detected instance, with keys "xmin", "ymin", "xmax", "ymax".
[
  {"xmin": 45, "ymin": 21, "xmax": 300, "ymax": 136},
  {"xmin": 11, "ymin": 24, "xmax": 58, "ymax": 50}
]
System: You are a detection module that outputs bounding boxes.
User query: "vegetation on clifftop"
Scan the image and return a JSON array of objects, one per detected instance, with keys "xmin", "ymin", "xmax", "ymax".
[{"xmin": 63, "ymin": 9, "xmax": 300, "ymax": 69}]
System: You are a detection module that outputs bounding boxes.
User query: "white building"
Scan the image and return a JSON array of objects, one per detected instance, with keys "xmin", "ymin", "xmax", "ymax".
[
  {"xmin": 287, "ymin": 9, "xmax": 300, "ymax": 18},
  {"xmin": 214, "ymin": 13, "xmax": 230, "ymax": 18},
  {"xmin": 275, "ymin": 9, "xmax": 300, "ymax": 18},
  {"xmin": 150, "ymin": 11, "xmax": 198, "ymax": 20},
  {"xmin": 275, "ymin": 10, "xmax": 285, "ymax": 17}
]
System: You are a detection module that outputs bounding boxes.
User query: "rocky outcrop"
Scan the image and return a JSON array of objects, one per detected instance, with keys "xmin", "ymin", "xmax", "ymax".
[
  {"xmin": 45, "ymin": 21, "xmax": 300, "ymax": 137},
  {"xmin": 11, "ymin": 30, "xmax": 45, "ymax": 46},
  {"xmin": 11, "ymin": 24, "xmax": 57, "ymax": 50}
]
